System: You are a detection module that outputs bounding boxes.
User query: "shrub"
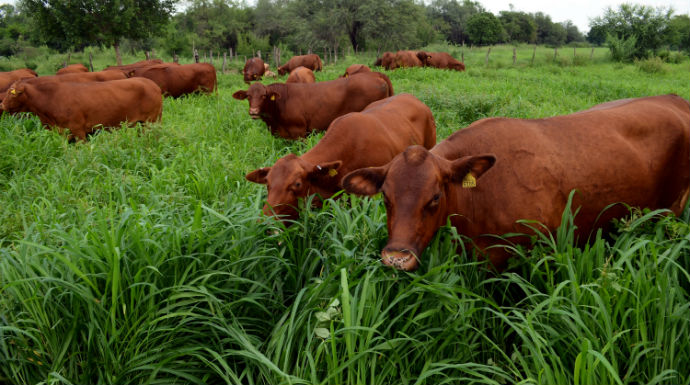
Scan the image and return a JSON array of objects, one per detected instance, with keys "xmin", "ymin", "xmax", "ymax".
[
  {"xmin": 607, "ymin": 33, "xmax": 637, "ymax": 62},
  {"xmin": 636, "ymin": 56, "xmax": 667, "ymax": 74}
]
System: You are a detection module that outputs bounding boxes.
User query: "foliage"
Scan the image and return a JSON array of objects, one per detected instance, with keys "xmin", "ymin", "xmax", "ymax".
[
  {"xmin": 499, "ymin": 10, "xmax": 536, "ymax": 44},
  {"xmin": 590, "ymin": 4, "xmax": 674, "ymax": 59},
  {"xmin": 668, "ymin": 14, "xmax": 690, "ymax": 52},
  {"xmin": 635, "ymin": 56, "xmax": 667, "ymax": 74},
  {"xmin": 467, "ymin": 12, "xmax": 504, "ymax": 46},
  {"xmin": 606, "ymin": 33, "xmax": 638, "ymax": 62},
  {"xmin": 426, "ymin": 0, "xmax": 483, "ymax": 45}
]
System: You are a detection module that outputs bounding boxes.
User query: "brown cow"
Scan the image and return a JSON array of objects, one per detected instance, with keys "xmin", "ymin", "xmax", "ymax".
[
  {"xmin": 57, "ymin": 63, "xmax": 89, "ymax": 74},
  {"xmin": 104, "ymin": 59, "xmax": 165, "ymax": 74},
  {"xmin": 243, "ymin": 57, "xmax": 265, "ymax": 84},
  {"xmin": 130, "ymin": 63, "xmax": 216, "ymax": 97},
  {"xmin": 417, "ymin": 51, "xmax": 465, "ymax": 71},
  {"xmin": 277, "ymin": 54, "xmax": 323, "ymax": 75},
  {"xmin": 341, "ymin": 64, "xmax": 371, "ymax": 78},
  {"xmin": 0, "ymin": 68, "xmax": 38, "ymax": 99},
  {"xmin": 1, "ymin": 77, "xmax": 163, "ymax": 141},
  {"xmin": 24, "ymin": 71, "xmax": 126, "ymax": 84},
  {"xmin": 343, "ymin": 95, "xmax": 690, "ymax": 271},
  {"xmin": 390, "ymin": 50, "xmax": 423, "ymax": 70},
  {"xmin": 286, "ymin": 66, "xmax": 315, "ymax": 83},
  {"xmin": 246, "ymin": 94, "xmax": 436, "ymax": 222},
  {"xmin": 232, "ymin": 71, "xmax": 394, "ymax": 139},
  {"xmin": 373, "ymin": 52, "xmax": 395, "ymax": 69}
]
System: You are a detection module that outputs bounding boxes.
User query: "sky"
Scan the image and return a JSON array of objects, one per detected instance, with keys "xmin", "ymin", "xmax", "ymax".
[{"xmin": 1, "ymin": 0, "xmax": 689, "ymax": 33}]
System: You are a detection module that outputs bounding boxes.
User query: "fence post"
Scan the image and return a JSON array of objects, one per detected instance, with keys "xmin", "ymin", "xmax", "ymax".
[
  {"xmin": 173, "ymin": 52, "xmax": 178, "ymax": 63},
  {"xmin": 531, "ymin": 45, "xmax": 536, "ymax": 65},
  {"xmin": 89, "ymin": 52, "xmax": 94, "ymax": 72},
  {"xmin": 461, "ymin": 51, "xmax": 464, "ymax": 63},
  {"xmin": 573, "ymin": 47, "xmax": 576, "ymax": 58},
  {"xmin": 210, "ymin": 50, "xmax": 213, "ymax": 65},
  {"xmin": 590, "ymin": 47, "xmax": 594, "ymax": 60},
  {"xmin": 145, "ymin": 51, "xmax": 150, "ymax": 60},
  {"xmin": 553, "ymin": 47, "xmax": 558, "ymax": 61},
  {"xmin": 512, "ymin": 47, "xmax": 516, "ymax": 65},
  {"xmin": 194, "ymin": 49, "xmax": 199, "ymax": 63},
  {"xmin": 485, "ymin": 47, "xmax": 491, "ymax": 66},
  {"xmin": 222, "ymin": 53, "xmax": 227, "ymax": 73}
]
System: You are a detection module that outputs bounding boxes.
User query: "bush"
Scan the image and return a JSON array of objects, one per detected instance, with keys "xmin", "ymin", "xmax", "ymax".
[
  {"xmin": 607, "ymin": 33, "xmax": 638, "ymax": 62},
  {"xmin": 636, "ymin": 56, "xmax": 667, "ymax": 74}
]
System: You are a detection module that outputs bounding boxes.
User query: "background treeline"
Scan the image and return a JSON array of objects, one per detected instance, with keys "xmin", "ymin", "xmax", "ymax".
[{"xmin": 0, "ymin": 0, "xmax": 688, "ymax": 63}]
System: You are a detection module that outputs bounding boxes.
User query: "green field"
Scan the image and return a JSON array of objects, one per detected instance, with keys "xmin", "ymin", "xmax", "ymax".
[{"xmin": 1, "ymin": 45, "xmax": 690, "ymax": 384}]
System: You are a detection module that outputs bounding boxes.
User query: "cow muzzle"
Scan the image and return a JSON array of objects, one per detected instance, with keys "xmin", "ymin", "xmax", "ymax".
[
  {"xmin": 381, "ymin": 248, "xmax": 419, "ymax": 271},
  {"xmin": 249, "ymin": 108, "xmax": 260, "ymax": 119}
]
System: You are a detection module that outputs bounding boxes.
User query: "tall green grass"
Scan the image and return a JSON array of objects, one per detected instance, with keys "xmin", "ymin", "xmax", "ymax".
[{"xmin": 0, "ymin": 48, "xmax": 689, "ymax": 384}]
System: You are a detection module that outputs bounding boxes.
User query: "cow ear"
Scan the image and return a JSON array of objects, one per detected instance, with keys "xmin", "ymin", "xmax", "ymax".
[
  {"xmin": 268, "ymin": 91, "xmax": 280, "ymax": 101},
  {"xmin": 448, "ymin": 155, "xmax": 496, "ymax": 188},
  {"xmin": 342, "ymin": 166, "xmax": 387, "ymax": 196},
  {"xmin": 309, "ymin": 160, "xmax": 342, "ymax": 179},
  {"xmin": 246, "ymin": 167, "xmax": 270, "ymax": 184},
  {"xmin": 233, "ymin": 90, "xmax": 248, "ymax": 100},
  {"xmin": 128, "ymin": 70, "xmax": 135, "ymax": 77}
]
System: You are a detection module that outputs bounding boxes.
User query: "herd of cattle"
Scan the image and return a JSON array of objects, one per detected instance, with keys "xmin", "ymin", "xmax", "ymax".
[{"xmin": 2, "ymin": 51, "xmax": 689, "ymax": 271}]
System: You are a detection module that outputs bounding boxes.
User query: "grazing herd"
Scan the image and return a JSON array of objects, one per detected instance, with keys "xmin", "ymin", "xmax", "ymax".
[{"xmin": 3, "ymin": 51, "xmax": 689, "ymax": 272}]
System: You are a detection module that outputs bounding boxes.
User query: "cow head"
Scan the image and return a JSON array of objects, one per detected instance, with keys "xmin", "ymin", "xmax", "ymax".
[
  {"xmin": 277, "ymin": 66, "xmax": 289, "ymax": 76},
  {"xmin": 342, "ymin": 146, "xmax": 495, "ymax": 271},
  {"xmin": 246, "ymin": 154, "xmax": 342, "ymax": 223},
  {"xmin": 416, "ymin": 51, "xmax": 431, "ymax": 66},
  {"xmin": 232, "ymin": 83, "xmax": 280, "ymax": 119},
  {"xmin": 1, "ymin": 83, "xmax": 26, "ymax": 113}
]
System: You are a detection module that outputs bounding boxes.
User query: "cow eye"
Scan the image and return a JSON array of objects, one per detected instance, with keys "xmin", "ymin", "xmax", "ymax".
[
  {"xmin": 293, "ymin": 181, "xmax": 302, "ymax": 190},
  {"xmin": 428, "ymin": 193, "xmax": 441, "ymax": 208}
]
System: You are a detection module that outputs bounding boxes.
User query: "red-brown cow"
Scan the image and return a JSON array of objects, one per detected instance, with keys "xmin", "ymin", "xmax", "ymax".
[
  {"xmin": 232, "ymin": 71, "xmax": 394, "ymax": 139},
  {"xmin": 130, "ymin": 63, "xmax": 217, "ymax": 97},
  {"xmin": 390, "ymin": 50, "xmax": 423, "ymax": 70},
  {"xmin": 243, "ymin": 57, "xmax": 265, "ymax": 84},
  {"xmin": 277, "ymin": 54, "xmax": 323, "ymax": 75},
  {"xmin": 1, "ymin": 78, "xmax": 163, "ymax": 141},
  {"xmin": 57, "ymin": 63, "xmax": 89, "ymax": 74},
  {"xmin": 24, "ymin": 71, "xmax": 127, "ymax": 84},
  {"xmin": 286, "ymin": 66, "xmax": 315, "ymax": 83},
  {"xmin": 373, "ymin": 52, "xmax": 395, "ymax": 69},
  {"xmin": 343, "ymin": 95, "xmax": 690, "ymax": 271},
  {"xmin": 104, "ymin": 59, "xmax": 165, "ymax": 74},
  {"xmin": 417, "ymin": 51, "xmax": 465, "ymax": 71},
  {"xmin": 0, "ymin": 68, "xmax": 38, "ymax": 97},
  {"xmin": 341, "ymin": 64, "xmax": 371, "ymax": 78},
  {"xmin": 246, "ymin": 94, "xmax": 436, "ymax": 222}
]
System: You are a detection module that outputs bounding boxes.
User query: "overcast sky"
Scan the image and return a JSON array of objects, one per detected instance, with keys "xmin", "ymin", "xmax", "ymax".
[{"xmin": 1, "ymin": 0, "xmax": 688, "ymax": 33}]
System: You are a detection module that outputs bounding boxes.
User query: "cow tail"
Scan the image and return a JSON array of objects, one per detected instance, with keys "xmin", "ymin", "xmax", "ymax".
[{"xmin": 376, "ymin": 72, "xmax": 394, "ymax": 96}]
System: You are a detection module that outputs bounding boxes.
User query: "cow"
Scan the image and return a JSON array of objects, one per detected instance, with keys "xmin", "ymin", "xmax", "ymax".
[
  {"xmin": 286, "ymin": 66, "xmax": 315, "ymax": 83},
  {"xmin": 277, "ymin": 54, "xmax": 323, "ymax": 75},
  {"xmin": 246, "ymin": 93, "xmax": 436, "ymax": 222},
  {"xmin": 24, "ymin": 71, "xmax": 127, "ymax": 84},
  {"xmin": 342, "ymin": 94, "xmax": 690, "ymax": 271},
  {"xmin": 129, "ymin": 63, "xmax": 217, "ymax": 97},
  {"xmin": 243, "ymin": 57, "xmax": 265, "ymax": 84},
  {"xmin": 341, "ymin": 64, "xmax": 371, "ymax": 78},
  {"xmin": 390, "ymin": 50, "xmax": 424, "ymax": 70},
  {"xmin": 104, "ymin": 59, "xmax": 165, "ymax": 74},
  {"xmin": 0, "ymin": 68, "xmax": 38, "ymax": 100},
  {"xmin": 57, "ymin": 63, "xmax": 89, "ymax": 74},
  {"xmin": 417, "ymin": 51, "xmax": 465, "ymax": 71},
  {"xmin": 1, "ymin": 77, "xmax": 163, "ymax": 141},
  {"xmin": 232, "ymin": 71, "xmax": 394, "ymax": 139},
  {"xmin": 373, "ymin": 52, "xmax": 395, "ymax": 69}
]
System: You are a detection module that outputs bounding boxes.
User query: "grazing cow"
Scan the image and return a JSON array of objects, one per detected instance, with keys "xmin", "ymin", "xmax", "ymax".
[
  {"xmin": 104, "ymin": 59, "xmax": 165, "ymax": 74},
  {"xmin": 129, "ymin": 63, "xmax": 216, "ymax": 97},
  {"xmin": 0, "ymin": 69, "xmax": 38, "ymax": 100},
  {"xmin": 343, "ymin": 95, "xmax": 690, "ymax": 271},
  {"xmin": 341, "ymin": 64, "xmax": 371, "ymax": 77},
  {"xmin": 243, "ymin": 57, "xmax": 265, "ymax": 84},
  {"xmin": 286, "ymin": 66, "xmax": 315, "ymax": 83},
  {"xmin": 24, "ymin": 71, "xmax": 126, "ymax": 84},
  {"xmin": 232, "ymin": 71, "xmax": 394, "ymax": 139},
  {"xmin": 246, "ymin": 94, "xmax": 436, "ymax": 222},
  {"xmin": 57, "ymin": 63, "xmax": 89, "ymax": 74},
  {"xmin": 277, "ymin": 54, "xmax": 323, "ymax": 75},
  {"xmin": 1, "ymin": 77, "xmax": 163, "ymax": 141},
  {"xmin": 417, "ymin": 51, "xmax": 465, "ymax": 71},
  {"xmin": 373, "ymin": 52, "xmax": 395, "ymax": 69}
]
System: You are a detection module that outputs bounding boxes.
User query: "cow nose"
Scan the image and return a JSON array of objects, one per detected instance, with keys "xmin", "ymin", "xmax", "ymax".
[
  {"xmin": 249, "ymin": 108, "xmax": 260, "ymax": 117},
  {"xmin": 381, "ymin": 248, "xmax": 419, "ymax": 271}
]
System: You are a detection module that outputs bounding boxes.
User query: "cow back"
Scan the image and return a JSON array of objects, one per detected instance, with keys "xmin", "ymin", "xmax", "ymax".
[{"xmin": 57, "ymin": 64, "xmax": 89, "ymax": 74}]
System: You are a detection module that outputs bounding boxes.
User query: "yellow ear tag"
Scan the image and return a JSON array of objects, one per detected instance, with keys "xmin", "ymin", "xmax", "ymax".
[
  {"xmin": 270, "ymin": 95, "xmax": 276, "ymax": 101},
  {"xmin": 462, "ymin": 173, "xmax": 476, "ymax": 188},
  {"xmin": 328, "ymin": 169, "xmax": 338, "ymax": 177},
  {"xmin": 10, "ymin": 88, "xmax": 16, "ymax": 95}
]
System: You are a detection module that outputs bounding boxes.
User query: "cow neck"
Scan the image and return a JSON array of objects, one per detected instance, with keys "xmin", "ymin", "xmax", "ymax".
[
  {"xmin": 301, "ymin": 141, "xmax": 343, "ymax": 196},
  {"xmin": 20, "ymin": 83, "xmax": 56, "ymax": 124},
  {"xmin": 262, "ymin": 83, "xmax": 286, "ymax": 130}
]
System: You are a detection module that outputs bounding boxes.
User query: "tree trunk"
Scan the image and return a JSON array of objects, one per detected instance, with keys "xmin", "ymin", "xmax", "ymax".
[{"xmin": 114, "ymin": 42, "xmax": 122, "ymax": 66}]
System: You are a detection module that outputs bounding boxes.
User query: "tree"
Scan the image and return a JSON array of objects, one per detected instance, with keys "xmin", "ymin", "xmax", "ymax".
[
  {"xmin": 562, "ymin": 20, "xmax": 584, "ymax": 43},
  {"xmin": 589, "ymin": 4, "xmax": 673, "ymax": 59},
  {"xmin": 499, "ymin": 10, "xmax": 536, "ymax": 43},
  {"xmin": 427, "ymin": 0, "xmax": 483, "ymax": 45},
  {"xmin": 668, "ymin": 14, "xmax": 690, "ymax": 52},
  {"xmin": 20, "ymin": 0, "xmax": 176, "ymax": 64},
  {"xmin": 466, "ymin": 12, "xmax": 504, "ymax": 46},
  {"xmin": 586, "ymin": 24, "xmax": 607, "ymax": 46}
]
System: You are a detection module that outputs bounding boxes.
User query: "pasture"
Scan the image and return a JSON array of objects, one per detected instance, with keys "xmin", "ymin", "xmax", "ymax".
[{"xmin": 1, "ymin": 46, "xmax": 690, "ymax": 384}]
